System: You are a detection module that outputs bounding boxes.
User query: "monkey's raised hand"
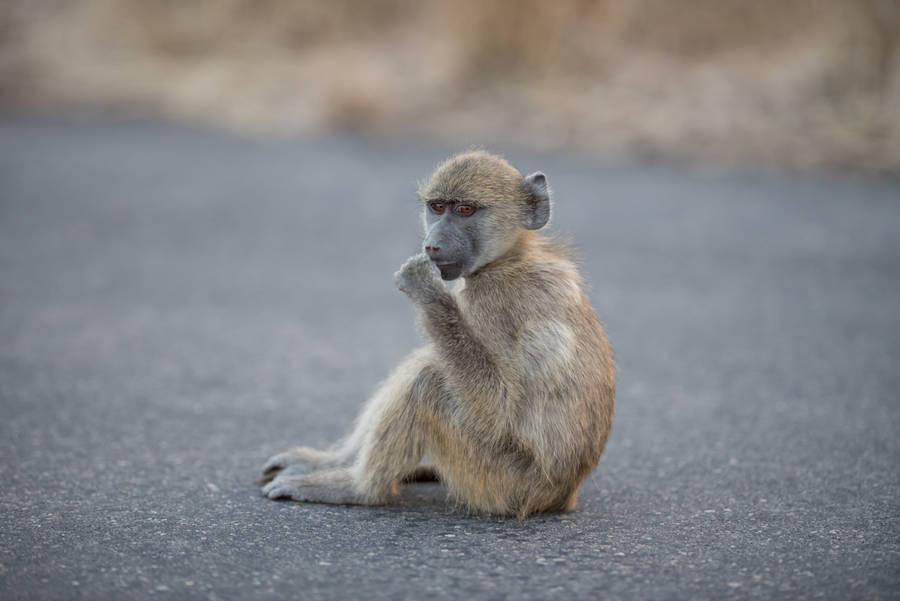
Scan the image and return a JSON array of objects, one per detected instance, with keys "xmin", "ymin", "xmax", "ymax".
[{"xmin": 394, "ymin": 253, "xmax": 445, "ymax": 304}]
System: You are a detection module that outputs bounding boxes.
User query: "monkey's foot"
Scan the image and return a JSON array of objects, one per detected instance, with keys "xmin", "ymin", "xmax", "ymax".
[
  {"xmin": 261, "ymin": 475, "xmax": 374, "ymax": 505},
  {"xmin": 260, "ymin": 446, "xmax": 334, "ymax": 483},
  {"xmin": 260, "ymin": 462, "xmax": 320, "ymax": 484}
]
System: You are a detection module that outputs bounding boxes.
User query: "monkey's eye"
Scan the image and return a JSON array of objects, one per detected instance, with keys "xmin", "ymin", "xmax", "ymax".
[
  {"xmin": 455, "ymin": 205, "xmax": 476, "ymax": 216},
  {"xmin": 429, "ymin": 202, "xmax": 446, "ymax": 214}
]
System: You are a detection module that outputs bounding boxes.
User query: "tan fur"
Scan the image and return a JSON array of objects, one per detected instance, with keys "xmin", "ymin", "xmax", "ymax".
[{"xmin": 262, "ymin": 151, "xmax": 615, "ymax": 518}]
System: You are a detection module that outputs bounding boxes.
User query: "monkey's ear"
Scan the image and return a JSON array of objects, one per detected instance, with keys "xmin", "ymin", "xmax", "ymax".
[{"xmin": 522, "ymin": 171, "xmax": 551, "ymax": 230}]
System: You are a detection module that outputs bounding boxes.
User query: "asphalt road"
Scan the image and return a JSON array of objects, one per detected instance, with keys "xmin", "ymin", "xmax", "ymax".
[{"xmin": 1, "ymin": 118, "xmax": 898, "ymax": 601}]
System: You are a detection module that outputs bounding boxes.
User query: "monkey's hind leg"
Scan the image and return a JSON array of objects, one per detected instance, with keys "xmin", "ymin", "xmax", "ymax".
[
  {"xmin": 260, "ymin": 410, "xmax": 377, "ymax": 483},
  {"xmin": 262, "ymin": 350, "xmax": 440, "ymax": 506},
  {"xmin": 260, "ymin": 356, "xmax": 418, "ymax": 485}
]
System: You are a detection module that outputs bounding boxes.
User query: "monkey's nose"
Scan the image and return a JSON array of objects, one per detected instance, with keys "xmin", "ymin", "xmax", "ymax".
[{"xmin": 425, "ymin": 246, "xmax": 441, "ymax": 259}]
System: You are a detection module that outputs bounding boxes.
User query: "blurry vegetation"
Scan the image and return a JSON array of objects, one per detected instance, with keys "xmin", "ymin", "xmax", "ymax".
[{"xmin": 1, "ymin": 0, "xmax": 898, "ymax": 170}]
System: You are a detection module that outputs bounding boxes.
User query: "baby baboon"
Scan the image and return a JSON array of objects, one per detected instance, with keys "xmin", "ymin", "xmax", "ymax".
[{"xmin": 261, "ymin": 150, "xmax": 615, "ymax": 517}]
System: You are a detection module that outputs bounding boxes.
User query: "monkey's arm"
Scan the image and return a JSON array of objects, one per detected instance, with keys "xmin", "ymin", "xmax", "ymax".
[{"xmin": 395, "ymin": 255, "xmax": 518, "ymax": 437}]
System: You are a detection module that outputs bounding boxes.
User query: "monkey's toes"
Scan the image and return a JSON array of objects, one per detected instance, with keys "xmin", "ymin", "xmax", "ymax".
[
  {"xmin": 260, "ymin": 452, "xmax": 295, "ymax": 481},
  {"xmin": 261, "ymin": 478, "xmax": 291, "ymax": 500},
  {"xmin": 261, "ymin": 476, "xmax": 312, "ymax": 501}
]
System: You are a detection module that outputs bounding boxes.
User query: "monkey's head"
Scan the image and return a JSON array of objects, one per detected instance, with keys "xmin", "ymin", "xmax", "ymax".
[{"xmin": 418, "ymin": 151, "xmax": 550, "ymax": 281}]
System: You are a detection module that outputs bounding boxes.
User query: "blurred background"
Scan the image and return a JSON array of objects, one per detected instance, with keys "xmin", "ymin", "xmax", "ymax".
[
  {"xmin": 3, "ymin": 4, "xmax": 900, "ymax": 599},
  {"xmin": 2, "ymin": 0, "xmax": 898, "ymax": 171}
]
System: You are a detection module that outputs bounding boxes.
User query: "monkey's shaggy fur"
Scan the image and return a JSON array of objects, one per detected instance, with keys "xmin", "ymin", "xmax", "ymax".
[{"xmin": 262, "ymin": 151, "xmax": 614, "ymax": 518}]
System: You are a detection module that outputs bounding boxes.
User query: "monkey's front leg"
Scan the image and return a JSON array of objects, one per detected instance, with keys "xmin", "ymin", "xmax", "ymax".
[{"xmin": 395, "ymin": 254, "xmax": 514, "ymax": 439}]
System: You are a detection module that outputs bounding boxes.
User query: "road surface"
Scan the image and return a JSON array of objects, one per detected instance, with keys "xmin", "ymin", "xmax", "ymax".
[{"xmin": 1, "ymin": 118, "xmax": 898, "ymax": 600}]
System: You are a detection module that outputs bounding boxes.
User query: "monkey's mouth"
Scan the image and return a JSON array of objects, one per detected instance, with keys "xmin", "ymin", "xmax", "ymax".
[{"xmin": 435, "ymin": 261, "xmax": 463, "ymax": 281}]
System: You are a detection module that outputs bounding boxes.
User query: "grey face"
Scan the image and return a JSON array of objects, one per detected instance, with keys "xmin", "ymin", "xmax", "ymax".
[{"xmin": 422, "ymin": 201, "xmax": 485, "ymax": 281}]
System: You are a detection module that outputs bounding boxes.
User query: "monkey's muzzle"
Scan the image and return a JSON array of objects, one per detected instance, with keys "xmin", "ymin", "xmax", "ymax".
[{"xmin": 434, "ymin": 261, "xmax": 463, "ymax": 281}]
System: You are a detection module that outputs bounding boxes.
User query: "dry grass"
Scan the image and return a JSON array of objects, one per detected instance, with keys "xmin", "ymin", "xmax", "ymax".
[{"xmin": 2, "ymin": 0, "xmax": 898, "ymax": 171}]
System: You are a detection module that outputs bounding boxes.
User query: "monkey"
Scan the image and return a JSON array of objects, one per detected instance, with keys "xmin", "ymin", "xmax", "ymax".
[{"xmin": 260, "ymin": 150, "xmax": 614, "ymax": 518}]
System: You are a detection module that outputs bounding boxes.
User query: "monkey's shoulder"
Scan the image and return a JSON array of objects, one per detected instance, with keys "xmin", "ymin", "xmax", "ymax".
[{"xmin": 519, "ymin": 255, "xmax": 586, "ymax": 306}]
